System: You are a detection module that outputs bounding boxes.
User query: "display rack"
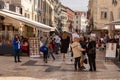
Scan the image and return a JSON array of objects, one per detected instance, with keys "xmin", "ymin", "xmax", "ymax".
[{"xmin": 29, "ymin": 37, "xmax": 40, "ymax": 58}]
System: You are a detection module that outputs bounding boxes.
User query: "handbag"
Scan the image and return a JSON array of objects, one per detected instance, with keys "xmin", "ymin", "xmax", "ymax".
[
  {"xmin": 83, "ymin": 53, "xmax": 88, "ymax": 64},
  {"xmin": 84, "ymin": 59, "xmax": 87, "ymax": 64}
]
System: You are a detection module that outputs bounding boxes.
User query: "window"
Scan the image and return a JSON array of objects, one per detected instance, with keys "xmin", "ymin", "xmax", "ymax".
[
  {"xmin": 28, "ymin": 14, "xmax": 30, "ymax": 18},
  {"xmin": 35, "ymin": 15, "xmax": 37, "ymax": 21},
  {"xmin": 25, "ymin": 13, "xmax": 27, "ymax": 17},
  {"xmin": 76, "ymin": 26, "xmax": 78, "ymax": 29},
  {"xmin": 112, "ymin": 0, "xmax": 117, "ymax": 5},
  {"xmin": 76, "ymin": 21, "xmax": 78, "ymax": 24},
  {"xmin": 101, "ymin": 8, "xmax": 108, "ymax": 19},
  {"xmin": 76, "ymin": 16, "xmax": 78, "ymax": 19},
  {"xmin": 118, "ymin": 8, "xmax": 120, "ymax": 19}
]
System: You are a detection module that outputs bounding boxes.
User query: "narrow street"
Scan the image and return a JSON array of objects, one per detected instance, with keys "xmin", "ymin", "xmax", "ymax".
[{"xmin": 0, "ymin": 49, "xmax": 120, "ymax": 80}]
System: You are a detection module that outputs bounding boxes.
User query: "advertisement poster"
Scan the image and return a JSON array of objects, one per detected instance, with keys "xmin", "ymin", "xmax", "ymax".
[{"xmin": 105, "ymin": 43, "xmax": 117, "ymax": 58}]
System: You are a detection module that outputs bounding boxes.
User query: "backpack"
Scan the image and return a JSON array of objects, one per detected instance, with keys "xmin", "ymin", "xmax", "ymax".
[{"xmin": 40, "ymin": 45, "xmax": 48, "ymax": 52}]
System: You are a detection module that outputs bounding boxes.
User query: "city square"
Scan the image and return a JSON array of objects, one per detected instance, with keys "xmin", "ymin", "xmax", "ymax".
[{"xmin": 0, "ymin": 0, "xmax": 119, "ymax": 80}]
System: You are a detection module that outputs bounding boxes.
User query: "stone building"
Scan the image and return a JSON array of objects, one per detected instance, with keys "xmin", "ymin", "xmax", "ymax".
[
  {"xmin": 74, "ymin": 11, "xmax": 81, "ymax": 32},
  {"xmin": 0, "ymin": 0, "xmax": 22, "ymax": 14},
  {"xmin": 51, "ymin": 0, "xmax": 60, "ymax": 27},
  {"xmin": 60, "ymin": 4, "xmax": 68, "ymax": 32},
  {"xmin": 88, "ymin": 0, "xmax": 120, "ymax": 37},
  {"xmin": 66, "ymin": 7, "xmax": 74, "ymax": 32},
  {"xmin": 74, "ymin": 11, "xmax": 88, "ymax": 34}
]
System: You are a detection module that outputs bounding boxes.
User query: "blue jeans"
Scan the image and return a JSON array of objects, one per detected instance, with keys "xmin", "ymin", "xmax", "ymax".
[{"xmin": 14, "ymin": 49, "xmax": 21, "ymax": 62}]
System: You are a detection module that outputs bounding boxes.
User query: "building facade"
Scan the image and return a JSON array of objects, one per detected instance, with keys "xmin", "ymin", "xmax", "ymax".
[
  {"xmin": 74, "ymin": 11, "xmax": 88, "ymax": 33},
  {"xmin": 22, "ymin": 0, "xmax": 53, "ymax": 26},
  {"xmin": 0, "ymin": 0, "xmax": 22, "ymax": 14},
  {"xmin": 66, "ymin": 7, "xmax": 74, "ymax": 32},
  {"xmin": 81, "ymin": 12, "xmax": 88, "ymax": 33},
  {"xmin": 74, "ymin": 11, "xmax": 81, "ymax": 32},
  {"xmin": 88, "ymin": 0, "xmax": 120, "ymax": 37},
  {"xmin": 0, "ymin": 0, "xmax": 22, "ymax": 42},
  {"xmin": 60, "ymin": 5, "xmax": 68, "ymax": 32},
  {"xmin": 51, "ymin": 0, "xmax": 61, "ymax": 28}
]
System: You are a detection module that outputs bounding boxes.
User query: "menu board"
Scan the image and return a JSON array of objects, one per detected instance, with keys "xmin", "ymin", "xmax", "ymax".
[{"xmin": 29, "ymin": 37, "xmax": 40, "ymax": 57}]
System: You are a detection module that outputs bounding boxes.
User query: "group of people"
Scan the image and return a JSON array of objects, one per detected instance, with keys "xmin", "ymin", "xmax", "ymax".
[
  {"xmin": 39, "ymin": 30, "xmax": 97, "ymax": 72},
  {"xmin": 71, "ymin": 29, "xmax": 96, "ymax": 71},
  {"xmin": 40, "ymin": 32, "xmax": 70, "ymax": 63},
  {"xmin": 12, "ymin": 30, "xmax": 97, "ymax": 72}
]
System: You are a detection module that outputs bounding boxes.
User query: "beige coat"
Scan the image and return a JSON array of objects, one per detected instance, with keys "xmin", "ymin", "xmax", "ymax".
[{"xmin": 71, "ymin": 42, "xmax": 84, "ymax": 58}]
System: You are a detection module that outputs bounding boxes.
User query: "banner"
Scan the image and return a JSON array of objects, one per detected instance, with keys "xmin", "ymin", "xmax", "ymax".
[{"xmin": 105, "ymin": 43, "xmax": 117, "ymax": 58}]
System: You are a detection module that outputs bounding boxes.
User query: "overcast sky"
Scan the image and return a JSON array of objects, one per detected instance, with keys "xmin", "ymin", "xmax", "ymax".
[{"xmin": 60, "ymin": 0, "xmax": 89, "ymax": 11}]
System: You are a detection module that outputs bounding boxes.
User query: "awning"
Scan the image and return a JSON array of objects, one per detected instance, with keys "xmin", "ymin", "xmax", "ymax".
[
  {"xmin": 105, "ymin": 19, "xmax": 120, "ymax": 25},
  {"xmin": 0, "ymin": 9, "xmax": 53, "ymax": 32}
]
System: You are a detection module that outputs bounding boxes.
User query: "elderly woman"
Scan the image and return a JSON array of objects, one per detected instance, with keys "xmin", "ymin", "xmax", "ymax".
[
  {"xmin": 71, "ymin": 37, "xmax": 85, "ymax": 71},
  {"xmin": 87, "ymin": 37, "xmax": 96, "ymax": 71}
]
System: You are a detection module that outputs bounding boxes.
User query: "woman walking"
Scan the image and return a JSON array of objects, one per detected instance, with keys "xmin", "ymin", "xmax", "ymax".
[
  {"xmin": 13, "ymin": 34, "xmax": 21, "ymax": 63},
  {"xmin": 61, "ymin": 31, "xmax": 70, "ymax": 61},
  {"xmin": 71, "ymin": 37, "xmax": 85, "ymax": 71}
]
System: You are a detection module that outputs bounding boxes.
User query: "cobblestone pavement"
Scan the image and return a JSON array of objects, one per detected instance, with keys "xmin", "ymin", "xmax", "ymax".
[{"xmin": 0, "ymin": 49, "xmax": 120, "ymax": 80}]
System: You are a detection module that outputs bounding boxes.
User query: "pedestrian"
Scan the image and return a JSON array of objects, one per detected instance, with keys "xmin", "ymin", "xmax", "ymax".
[
  {"xmin": 40, "ymin": 34, "xmax": 49, "ymax": 63},
  {"xmin": 48, "ymin": 38, "xmax": 55, "ymax": 60},
  {"xmin": 13, "ymin": 34, "xmax": 21, "ymax": 63},
  {"xmin": 71, "ymin": 29, "xmax": 79, "ymax": 61},
  {"xmin": 87, "ymin": 37, "xmax": 96, "ymax": 71},
  {"xmin": 79, "ymin": 36, "xmax": 87, "ymax": 69},
  {"xmin": 40, "ymin": 45, "xmax": 48, "ymax": 63},
  {"xmin": 54, "ymin": 33, "xmax": 61, "ymax": 54},
  {"xmin": 72, "ymin": 29, "xmax": 79, "ymax": 42},
  {"xmin": 61, "ymin": 31, "xmax": 70, "ymax": 61},
  {"xmin": 71, "ymin": 37, "xmax": 85, "ymax": 71}
]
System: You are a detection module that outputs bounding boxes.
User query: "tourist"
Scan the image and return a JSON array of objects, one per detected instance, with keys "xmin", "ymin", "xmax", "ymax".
[
  {"xmin": 13, "ymin": 34, "xmax": 21, "ymax": 63},
  {"xmin": 61, "ymin": 31, "xmax": 70, "ymax": 61},
  {"xmin": 71, "ymin": 37, "xmax": 85, "ymax": 71},
  {"xmin": 87, "ymin": 37, "xmax": 96, "ymax": 71},
  {"xmin": 54, "ymin": 33, "xmax": 61, "ymax": 54}
]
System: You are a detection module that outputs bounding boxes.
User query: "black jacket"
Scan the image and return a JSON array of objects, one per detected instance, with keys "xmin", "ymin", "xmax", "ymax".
[{"xmin": 87, "ymin": 41, "xmax": 96, "ymax": 55}]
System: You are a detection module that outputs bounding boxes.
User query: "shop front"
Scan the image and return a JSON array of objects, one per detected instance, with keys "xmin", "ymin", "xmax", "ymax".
[{"xmin": 0, "ymin": 9, "xmax": 52, "ymax": 55}]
